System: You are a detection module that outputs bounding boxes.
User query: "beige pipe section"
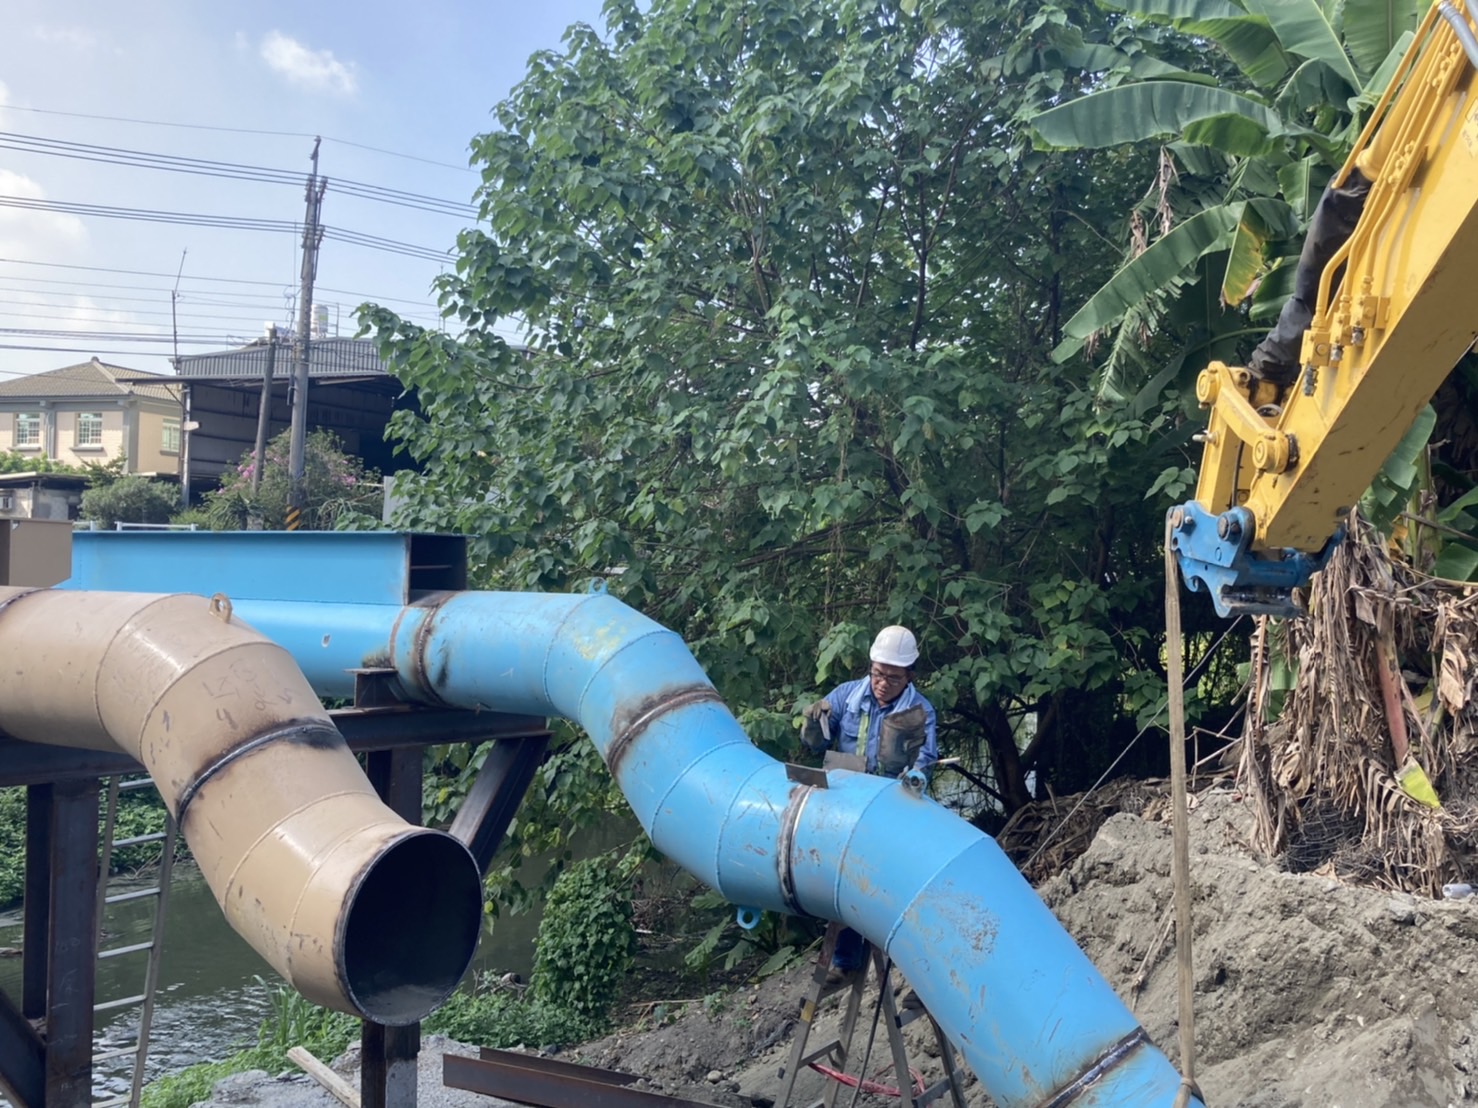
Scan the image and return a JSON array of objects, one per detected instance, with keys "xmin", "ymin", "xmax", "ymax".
[{"xmin": 0, "ymin": 587, "xmax": 481, "ymax": 1025}]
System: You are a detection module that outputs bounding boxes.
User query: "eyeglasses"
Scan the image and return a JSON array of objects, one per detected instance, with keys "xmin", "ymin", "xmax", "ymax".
[{"xmin": 869, "ymin": 668, "xmax": 909, "ymax": 686}]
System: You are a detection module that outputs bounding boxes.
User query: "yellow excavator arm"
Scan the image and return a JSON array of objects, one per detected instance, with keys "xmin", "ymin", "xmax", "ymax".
[{"xmin": 1172, "ymin": 1, "xmax": 1478, "ymax": 616}]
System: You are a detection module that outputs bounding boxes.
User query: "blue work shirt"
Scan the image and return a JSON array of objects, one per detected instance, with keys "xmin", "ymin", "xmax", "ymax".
[{"xmin": 822, "ymin": 678, "xmax": 938, "ymax": 774}]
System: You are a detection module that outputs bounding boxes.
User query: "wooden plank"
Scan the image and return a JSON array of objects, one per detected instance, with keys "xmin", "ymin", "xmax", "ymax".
[{"xmin": 288, "ymin": 1047, "xmax": 361, "ymax": 1108}]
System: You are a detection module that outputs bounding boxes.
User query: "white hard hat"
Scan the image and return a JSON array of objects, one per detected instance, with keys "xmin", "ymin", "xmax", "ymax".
[{"xmin": 870, "ymin": 625, "xmax": 919, "ymax": 668}]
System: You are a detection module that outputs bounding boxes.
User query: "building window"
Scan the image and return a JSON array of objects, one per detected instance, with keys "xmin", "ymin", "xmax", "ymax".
[
  {"xmin": 76, "ymin": 412, "xmax": 103, "ymax": 448},
  {"xmin": 14, "ymin": 413, "xmax": 39, "ymax": 447},
  {"xmin": 162, "ymin": 416, "xmax": 181, "ymax": 455}
]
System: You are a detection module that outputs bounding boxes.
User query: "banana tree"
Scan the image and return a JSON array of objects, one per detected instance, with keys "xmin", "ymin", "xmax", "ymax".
[{"xmin": 1029, "ymin": 0, "xmax": 1427, "ymax": 401}]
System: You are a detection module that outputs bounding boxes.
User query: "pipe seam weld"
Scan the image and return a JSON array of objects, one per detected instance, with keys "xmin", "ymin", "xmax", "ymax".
[
  {"xmin": 407, "ymin": 591, "xmax": 457, "ymax": 707},
  {"xmin": 175, "ymin": 718, "xmax": 343, "ymax": 824},
  {"xmin": 775, "ymin": 781, "xmax": 812, "ymax": 916},
  {"xmin": 1037, "ymin": 1029, "xmax": 1152, "ymax": 1108},
  {"xmin": 604, "ymin": 683, "xmax": 725, "ymax": 774},
  {"xmin": 0, "ymin": 587, "xmax": 41, "ymax": 618}
]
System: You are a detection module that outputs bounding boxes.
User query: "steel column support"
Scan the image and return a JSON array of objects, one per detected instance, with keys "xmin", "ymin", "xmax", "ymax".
[
  {"xmin": 361, "ymin": 747, "xmax": 424, "ymax": 1108},
  {"xmin": 22, "ymin": 785, "xmax": 51, "ymax": 1020},
  {"xmin": 45, "ymin": 778, "xmax": 101, "ymax": 1108}
]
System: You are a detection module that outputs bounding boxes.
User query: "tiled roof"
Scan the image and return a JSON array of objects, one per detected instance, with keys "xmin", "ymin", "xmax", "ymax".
[
  {"xmin": 0, "ymin": 359, "xmax": 180, "ymax": 403},
  {"xmin": 175, "ymin": 337, "xmax": 389, "ymax": 380}
]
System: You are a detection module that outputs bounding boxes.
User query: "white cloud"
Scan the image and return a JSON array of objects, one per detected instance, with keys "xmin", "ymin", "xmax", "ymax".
[
  {"xmin": 0, "ymin": 171, "xmax": 88, "ymax": 260},
  {"xmin": 259, "ymin": 32, "xmax": 358, "ymax": 96},
  {"xmin": 32, "ymin": 25, "xmax": 99, "ymax": 51}
]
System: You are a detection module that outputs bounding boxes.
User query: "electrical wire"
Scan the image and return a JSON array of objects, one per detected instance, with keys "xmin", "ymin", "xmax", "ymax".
[
  {"xmin": 0, "ymin": 260, "xmax": 448, "ymax": 313},
  {"xmin": 2, "ymin": 105, "xmax": 477, "ymax": 174},
  {"xmin": 0, "ymin": 195, "xmax": 453, "ymax": 263},
  {"xmin": 0, "ymin": 131, "xmax": 478, "ymax": 217}
]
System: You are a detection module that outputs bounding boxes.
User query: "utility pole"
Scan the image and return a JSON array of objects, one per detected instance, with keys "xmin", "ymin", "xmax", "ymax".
[
  {"xmin": 288, "ymin": 138, "xmax": 326, "ymax": 531},
  {"xmin": 251, "ymin": 324, "xmax": 278, "ymax": 499},
  {"xmin": 171, "ymin": 250, "xmax": 189, "ymax": 507}
]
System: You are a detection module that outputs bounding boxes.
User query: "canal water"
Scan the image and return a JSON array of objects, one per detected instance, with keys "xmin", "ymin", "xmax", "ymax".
[{"xmin": 0, "ymin": 856, "xmax": 559, "ymax": 1099}]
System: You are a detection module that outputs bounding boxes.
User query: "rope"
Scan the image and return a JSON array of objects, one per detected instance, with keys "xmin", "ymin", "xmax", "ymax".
[
  {"xmin": 810, "ymin": 1061, "xmax": 925, "ymax": 1099},
  {"xmin": 1164, "ymin": 516, "xmax": 1198, "ymax": 1106}
]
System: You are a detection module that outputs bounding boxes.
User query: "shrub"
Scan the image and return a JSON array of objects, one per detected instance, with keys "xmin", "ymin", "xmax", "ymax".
[
  {"xmin": 80, "ymin": 476, "xmax": 179, "ymax": 528},
  {"xmin": 530, "ymin": 856, "xmax": 637, "ymax": 1021},
  {"xmin": 201, "ymin": 429, "xmax": 381, "ymax": 531},
  {"xmin": 425, "ymin": 977, "xmax": 603, "ymax": 1047}
]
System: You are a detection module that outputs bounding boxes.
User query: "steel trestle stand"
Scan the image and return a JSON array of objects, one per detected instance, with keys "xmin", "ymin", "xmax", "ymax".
[{"xmin": 775, "ymin": 923, "xmax": 967, "ymax": 1108}]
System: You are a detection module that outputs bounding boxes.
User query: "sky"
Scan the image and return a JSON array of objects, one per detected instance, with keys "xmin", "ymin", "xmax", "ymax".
[{"xmin": 0, "ymin": 0, "xmax": 610, "ymax": 381}]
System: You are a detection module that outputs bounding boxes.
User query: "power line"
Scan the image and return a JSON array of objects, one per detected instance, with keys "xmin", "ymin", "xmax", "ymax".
[
  {"xmin": 0, "ymin": 258, "xmax": 299, "ymax": 288},
  {"xmin": 2, "ymin": 105, "xmax": 476, "ymax": 174},
  {"xmin": 0, "ymin": 260, "xmax": 447, "ymax": 313},
  {"xmin": 0, "ymin": 131, "xmax": 478, "ymax": 217},
  {"xmin": 0, "ymin": 195, "xmax": 454, "ymax": 263}
]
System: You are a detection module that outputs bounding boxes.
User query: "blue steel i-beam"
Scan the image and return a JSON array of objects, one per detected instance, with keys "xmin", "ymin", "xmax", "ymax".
[{"xmin": 63, "ymin": 532, "xmax": 1202, "ymax": 1108}]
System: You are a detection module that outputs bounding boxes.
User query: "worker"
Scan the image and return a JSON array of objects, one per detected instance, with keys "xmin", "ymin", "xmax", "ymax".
[{"xmin": 799, "ymin": 625, "xmax": 938, "ymax": 984}]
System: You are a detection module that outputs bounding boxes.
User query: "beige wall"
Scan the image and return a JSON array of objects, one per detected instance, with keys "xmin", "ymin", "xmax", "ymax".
[
  {"xmin": 135, "ymin": 408, "xmax": 182, "ymax": 475},
  {"xmin": 0, "ymin": 399, "xmax": 181, "ymax": 473},
  {"xmin": 52, "ymin": 407, "xmax": 125, "ymax": 468}
]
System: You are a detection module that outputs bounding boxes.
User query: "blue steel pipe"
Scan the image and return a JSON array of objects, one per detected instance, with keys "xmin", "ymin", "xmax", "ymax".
[{"xmin": 361, "ymin": 587, "xmax": 1199, "ymax": 1108}]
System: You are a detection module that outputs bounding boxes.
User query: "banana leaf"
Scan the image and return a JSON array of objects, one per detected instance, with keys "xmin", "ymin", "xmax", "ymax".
[
  {"xmin": 1242, "ymin": 0, "xmax": 1359, "ymax": 89},
  {"xmin": 1032, "ymin": 83, "xmax": 1281, "ymax": 150},
  {"xmin": 1342, "ymin": 0, "xmax": 1423, "ymax": 79},
  {"xmin": 1053, "ymin": 205, "xmax": 1241, "ymax": 362}
]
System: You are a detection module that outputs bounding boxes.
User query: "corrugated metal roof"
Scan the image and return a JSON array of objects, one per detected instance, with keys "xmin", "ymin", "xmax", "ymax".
[
  {"xmin": 0, "ymin": 359, "xmax": 180, "ymax": 403},
  {"xmin": 174, "ymin": 337, "xmax": 389, "ymax": 381}
]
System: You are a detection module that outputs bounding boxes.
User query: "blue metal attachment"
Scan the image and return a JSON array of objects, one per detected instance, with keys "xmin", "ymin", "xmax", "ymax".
[
  {"xmin": 734, "ymin": 906, "xmax": 761, "ymax": 930},
  {"xmin": 1168, "ymin": 502, "xmax": 1342, "ymax": 618}
]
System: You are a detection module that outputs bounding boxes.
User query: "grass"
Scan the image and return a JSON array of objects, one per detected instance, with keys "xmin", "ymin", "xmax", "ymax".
[{"xmin": 141, "ymin": 980, "xmax": 357, "ymax": 1108}]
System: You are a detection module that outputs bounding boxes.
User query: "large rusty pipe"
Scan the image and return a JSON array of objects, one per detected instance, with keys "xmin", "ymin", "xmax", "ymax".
[{"xmin": 0, "ymin": 587, "xmax": 480, "ymax": 1025}]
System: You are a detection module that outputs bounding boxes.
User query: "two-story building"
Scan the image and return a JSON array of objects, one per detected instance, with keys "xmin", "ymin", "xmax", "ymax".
[{"xmin": 0, "ymin": 358, "xmax": 183, "ymax": 474}]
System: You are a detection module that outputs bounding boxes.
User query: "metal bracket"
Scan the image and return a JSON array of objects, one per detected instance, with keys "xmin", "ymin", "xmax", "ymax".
[
  {"xmin": 784, "ymin": 763, "xmax": 828, "ymax": 788},
  {"xmin": 1168, "ymin": 502, "xmax": 1342, "ymax": 618}
]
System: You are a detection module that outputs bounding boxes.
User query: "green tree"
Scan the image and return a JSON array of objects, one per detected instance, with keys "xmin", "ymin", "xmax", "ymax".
[
  {"xmin": 365, "ymin": 0, "xmax": 1235, "ymax": 821},
  {"xmin": 195, "ymin": 429, "xmax": 382, "ymax": 531}
]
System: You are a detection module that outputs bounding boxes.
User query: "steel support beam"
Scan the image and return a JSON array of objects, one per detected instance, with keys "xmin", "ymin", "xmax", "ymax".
[
  {"xmin": 443, "ymin": 1049, "xmax": 726, "ymax": 1108},
  {"xmin": 0, "ymin": 709, "xmax": 549, "ymax": 786},
  {"xmin": 449, "ymin": 736, "xmax": 549, "ymax": 875},
  {"xmin": 0, "ymin": 991, "xmax": 43, "ymax": 1108}
]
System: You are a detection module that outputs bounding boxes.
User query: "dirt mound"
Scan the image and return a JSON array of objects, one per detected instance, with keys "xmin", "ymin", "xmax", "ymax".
[
  {"xmin": 575, "ymin": 787, "xmax": 1478, "ymax": 1107},
  {"xmin": 1045, "ymin": 786, "xmax": 1478, "ymax": 1106}
]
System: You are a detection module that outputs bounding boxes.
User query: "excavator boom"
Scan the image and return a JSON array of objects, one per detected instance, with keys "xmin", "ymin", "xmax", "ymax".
[{"xmin": 1173, "ymin": 1, "xmax": 1478, "ymax": 616}]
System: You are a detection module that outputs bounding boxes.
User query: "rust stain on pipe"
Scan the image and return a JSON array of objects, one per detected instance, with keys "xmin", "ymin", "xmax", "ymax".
[
  {"xmin": 0, "ymin": 587, "xmax": 481, "ymax": 1025},
  {"xmin": 605, "ymin": 683, "xmax": 724, "ymax": 775}
]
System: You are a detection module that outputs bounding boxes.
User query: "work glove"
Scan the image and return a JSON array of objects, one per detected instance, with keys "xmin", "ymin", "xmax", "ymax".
[
  {"xmin": 877, "ymin": 706, "xmax": 927, "ymax": 777},
  {"xmin": 799, "ymin": 699, "xmax": 831, "ymax": 752}
]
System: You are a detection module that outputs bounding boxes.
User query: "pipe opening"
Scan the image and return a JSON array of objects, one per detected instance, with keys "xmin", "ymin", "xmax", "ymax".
[{"xmin": 341, "ymin": 830, "xmax": 482, "ymax": 1025}]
